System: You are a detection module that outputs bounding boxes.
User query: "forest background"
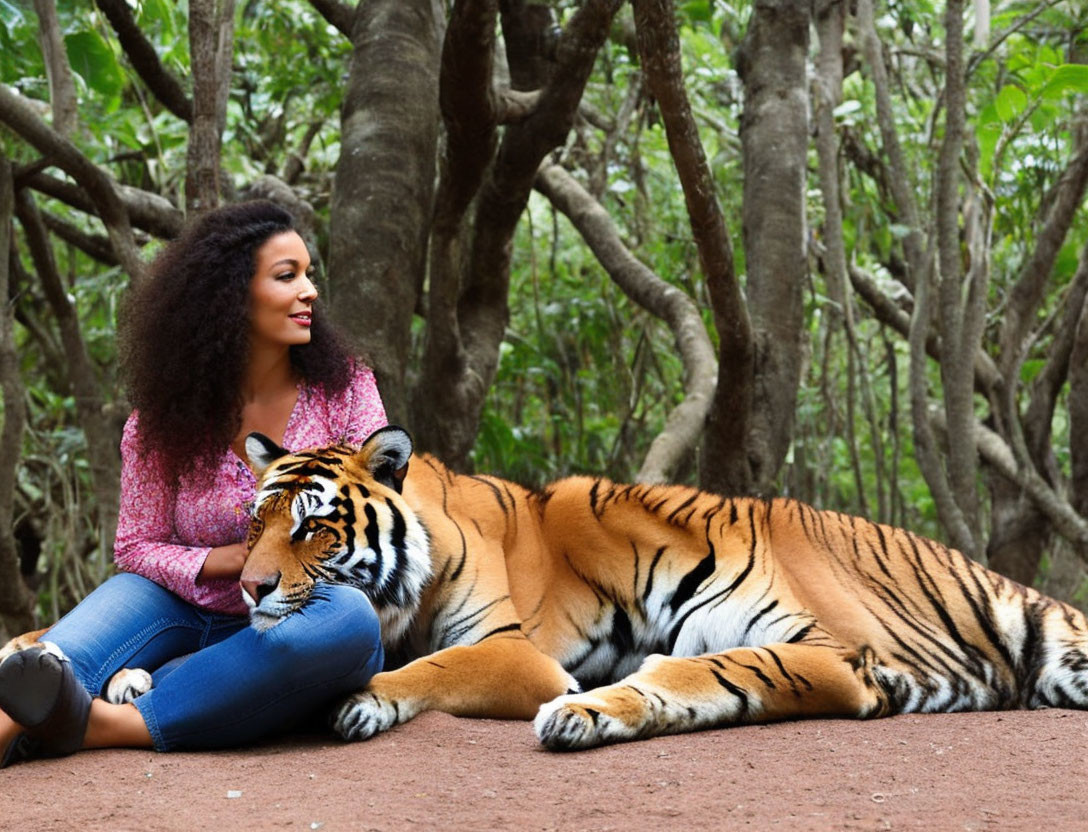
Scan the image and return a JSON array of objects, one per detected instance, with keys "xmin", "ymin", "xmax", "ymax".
[{"xmin": 0, "ymin": 0, "xmax": 1085, "ymax": 639}]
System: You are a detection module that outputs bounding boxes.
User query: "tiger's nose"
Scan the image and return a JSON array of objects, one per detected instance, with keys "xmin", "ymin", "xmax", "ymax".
[{"xmin": 242, "ymin": 571, "xmax": 281, "ymax": 604}]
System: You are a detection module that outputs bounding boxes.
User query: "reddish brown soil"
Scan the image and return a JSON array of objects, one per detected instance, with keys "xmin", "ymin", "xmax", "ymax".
[{"xmin": 2, "ymin": 708, "xmax": 1085, "ymax": 830}]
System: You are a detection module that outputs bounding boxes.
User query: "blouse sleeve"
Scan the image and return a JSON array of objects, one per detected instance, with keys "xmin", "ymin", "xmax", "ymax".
[
  {"xmin": 338, "ymin": 362, "xmax": 389, "ymax": 445},
  {"xmin": 113, "ymin": 412, "xmax": 219, "ymax": 604}
]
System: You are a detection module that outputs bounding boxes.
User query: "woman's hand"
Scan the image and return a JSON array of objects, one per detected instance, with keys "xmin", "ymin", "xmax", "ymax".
[{"xmin": 197, "ymin": 542, "xmax": 248, "ymax": 582}]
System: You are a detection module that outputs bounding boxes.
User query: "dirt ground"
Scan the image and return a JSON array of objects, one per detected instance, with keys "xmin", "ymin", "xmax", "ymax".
[{"xmin": 3, "ymin": 708, "xmax": 1086, "ymax": 830}]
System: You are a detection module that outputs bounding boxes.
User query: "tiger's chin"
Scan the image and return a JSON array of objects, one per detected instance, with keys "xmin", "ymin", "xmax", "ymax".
[
  {"xmin": 242, "ymin": 594, "xmax": 299, "ymax": 632},
  {"xmin": 248, "ymin": 610, "xmax": 288, "ymax": 632}
]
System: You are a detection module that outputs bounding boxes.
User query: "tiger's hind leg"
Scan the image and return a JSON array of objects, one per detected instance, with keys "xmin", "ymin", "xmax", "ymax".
[
  {"xmin": 0, "ymin": 629, "xmax": 50, "ymax": 667},
  {"xmin": 535, "ymin": 642, "xmax": 887, "ymax": 750}
]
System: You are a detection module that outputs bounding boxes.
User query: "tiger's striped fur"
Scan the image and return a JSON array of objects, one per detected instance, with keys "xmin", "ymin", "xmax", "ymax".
[{"xmin": 234, "ymin": 427, "xmax": 1088, "ymax": 749}]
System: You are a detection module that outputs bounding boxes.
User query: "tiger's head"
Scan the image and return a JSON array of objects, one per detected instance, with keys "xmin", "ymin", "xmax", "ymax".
[{"xmin": 241, "ymin": 426, "xmax": 432, "ymax": 640}]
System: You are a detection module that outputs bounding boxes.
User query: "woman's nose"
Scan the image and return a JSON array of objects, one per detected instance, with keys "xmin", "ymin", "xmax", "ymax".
[{"xmin": 299, "ymin": 276, "xmax": 318, "ymax": 301}]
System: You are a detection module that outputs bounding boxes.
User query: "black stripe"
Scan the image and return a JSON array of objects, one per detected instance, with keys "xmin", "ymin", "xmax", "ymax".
[
  {"xmin": 742, "ymin": 599, "xmax": 780, "ymax": 639},
  {"xmin": 669, "ymin": 550, "xmax": 716, "ymax": 613},
  {"xmin": 480, "ymin": 622, "xmax": 522, "ymax": 640},
  {"xmin": 710, "ymin": 669, "xmax": 749, "ymax": 717}
]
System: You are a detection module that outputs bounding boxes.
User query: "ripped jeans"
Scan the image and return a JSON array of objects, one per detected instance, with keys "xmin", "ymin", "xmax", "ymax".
[{"xmin": 43, "ymin": 572, "xmax": 383, "ymax": 751}]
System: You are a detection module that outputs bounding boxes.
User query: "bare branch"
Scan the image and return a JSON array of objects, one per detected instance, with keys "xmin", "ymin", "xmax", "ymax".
[
  {"xmin": 909, "ymin": 251, "xmax": 976, "ymax": 556},
  {"xmin": 95, "ymin": 0, "xmax": 193, "ymax": 122},
  {"xmin": 33, "ymin": 0, "xmax": 77, "ymax": 136},
  {"xmin": 931, "ymin": 407, "xmax": 1088, "ymax": 557},
  {"xmin": 536, "ymin": 163, "xmax": 717, "ymax": 483},
  {"xmin": 847, "ymin": 262, "xmax": 1001, "ymax": 395},
  {"xmin": 935, "ymin": 0, "xmax": 982, "ymax": 551},
  {"xmin": 0, "ymin": 83, "xmax": 145, "ymax": 283},
  {"xmin": 41, "ymin": 211, "xmax": 118, "ymax": 265},
  {"xmin": 632, "ymin": 0, "xmax": 752, "ymax": 493},
  {"xmin": 495, "ymin": 88, "xmax": 541, "ymax": 123},
  {"xmin": 856, "ymin": 0, "xmax": 925, "ymax": 289},
  {"xmin": 307, "ymin": 0, "xmax": 356, "ymax": 37},
  {"xmin": 16, "ymin": 170, "xmax": 182, "ymax": 240},
  {"xmin": 997, "ymin": 107, "xmax": 1088, "ymax": 383}
]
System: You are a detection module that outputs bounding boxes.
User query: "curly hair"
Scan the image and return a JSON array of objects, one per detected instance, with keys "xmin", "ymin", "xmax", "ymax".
[{"xmin": 121, "ymin": 200, "xmax": 355, "ymax": 483}]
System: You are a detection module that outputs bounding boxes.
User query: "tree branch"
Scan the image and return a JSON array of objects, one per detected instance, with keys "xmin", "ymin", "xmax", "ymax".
[
  {"xmin": 536, "ymin": 163, "xmax": 717, "ymax": 483},
  {"xmin": 95, "ymin": 0, "xmax": 193, "ymax": 122},
  {"xmin": 40, "ymin": 211, "xmax": 118, "ymax": 265},
  {"xmin": 33, "ymin": 0, "xmax": 77, "ymax": 137},
  {"xmin": 632, "ymin": 0, "xmax": 752, "ymax": 493},
  {"xmin": 935, "ymin": 0, "xmax": 982, "ymax": 552},
  {"xmin": 856, "ymin": 0, "xmax": 925, "ymax": 290},
  {"xmin": 17, "ymin": 170, "xmax": 182, "ymax": 240},
  {"xmin": 931, "ymin": 406, "xmax": 1088, "ymax": 558},
  {"xmin": 307, "ymin": 0, "xmax": 356, "ymax": 38},
  {"xmin": 996, "ymin": 105, "xmax": 1088, "ymax": 383},
  {"xmin": 0, "ymin": 84, "xmax": 145, "ymax": 283}
]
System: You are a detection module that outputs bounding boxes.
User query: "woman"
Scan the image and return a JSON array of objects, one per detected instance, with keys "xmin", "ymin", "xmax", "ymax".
[{"xmin": 0, "ymin": 201, "xmax": 387, "ymax": 766}]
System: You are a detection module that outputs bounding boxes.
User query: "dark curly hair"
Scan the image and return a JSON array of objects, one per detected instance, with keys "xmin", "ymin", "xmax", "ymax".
[{"xmin": 121, "ymin": 200, "xmax": 355, "ymax": 483}]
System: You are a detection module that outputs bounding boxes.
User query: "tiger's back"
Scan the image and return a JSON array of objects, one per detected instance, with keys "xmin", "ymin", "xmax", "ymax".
[{"xmin": 523, "ymin": 477, "xmax": 1085, "ymax": 724}]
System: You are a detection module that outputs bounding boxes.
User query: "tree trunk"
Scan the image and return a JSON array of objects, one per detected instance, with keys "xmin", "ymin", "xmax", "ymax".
[
  {"xmin": 735, "ymin": 0, "xmax": 810, "ymax": 493},
  {"xmin": 413, "ymin": 0, "xmax": 621, "ymax": 467},
  {"xmin": 0, "ymin": 156, "xmax": 36, "ymax": 635},
  {"xmin": 185, "ymin": 0, "xmax": 234, "ymax": 212},
  {"xmin": 328, "ymin": 0, "xmax": 442, "ymax": 424},
  {"xmin": 630, "ymin": 0, "xmax": 749, "ymax": 494}
]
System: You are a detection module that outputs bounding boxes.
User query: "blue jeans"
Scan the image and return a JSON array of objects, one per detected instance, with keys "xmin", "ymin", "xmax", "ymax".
[{"xmin": 44, "ymin": 573, "xmax": 383, "ymax": 751}]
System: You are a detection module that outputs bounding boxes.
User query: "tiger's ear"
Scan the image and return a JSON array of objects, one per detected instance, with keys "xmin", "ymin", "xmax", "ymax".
[
  {"xmin": 246, "ymin": 432, "xmax": 290, "ymax": 477},
  {"xmin": 359, "ymin": 426, "xmax": 412, "ymax": 494}
]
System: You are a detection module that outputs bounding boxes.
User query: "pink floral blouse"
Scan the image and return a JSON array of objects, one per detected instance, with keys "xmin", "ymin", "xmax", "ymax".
[{"xmin": 114, "ymin": 365, "xmax": 387, "ymax": 615}]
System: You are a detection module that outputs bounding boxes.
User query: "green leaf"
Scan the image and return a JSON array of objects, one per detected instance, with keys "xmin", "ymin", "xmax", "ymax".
[
  {"xmin": 680, "ymin": 0, "xmax": 712, "ymax": 24},
  {"xmin": 994, "ymin": 84, "xmax": 1027, "ymax": 122},
  {"xmin": 1021, "ymin": 359, "xmax": 1044, "ymax": 385},
  {"xmin": 65, "ymin": 30, "xmax": 124, "ymax": 97},
  {"xmin": 139, "ymin": 0, "xmax": 176, "ymax": 35},
  {"xmin": 1039, "ymin": 64, "xmax": 1088, "ymax": 100}
]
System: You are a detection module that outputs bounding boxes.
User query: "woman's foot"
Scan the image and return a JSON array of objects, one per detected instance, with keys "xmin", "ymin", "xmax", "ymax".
[{"xmin": 0, "ymin": 645, "xmax": 91, "ymax": 761}]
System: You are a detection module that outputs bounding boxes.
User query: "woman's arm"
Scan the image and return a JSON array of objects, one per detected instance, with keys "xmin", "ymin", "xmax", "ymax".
[{"xmin": 114, "ymin": 414, "xmax": 244, "ymax": 603}]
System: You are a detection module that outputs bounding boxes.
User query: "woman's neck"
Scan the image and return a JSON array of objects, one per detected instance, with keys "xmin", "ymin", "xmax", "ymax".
[{"xmin": 242, "ymin": 345, "xmax": 295, "ymax": 403}]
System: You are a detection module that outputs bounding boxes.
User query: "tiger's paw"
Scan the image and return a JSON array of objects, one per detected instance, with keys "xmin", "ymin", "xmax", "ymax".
[
  {"xmin": 534, "ymin": 693, "xmax": 641, "ymax": 751},
  {"xmin": 105, "ymin": 668, "xmax": 153, "ymax": 705},
  {"xmin": 0, "ymin": 635, "xmax": 53, "ymax": 668},
  {"xmin": 332, "ymin": 690, "xmax": 404, "ymax": 741}
]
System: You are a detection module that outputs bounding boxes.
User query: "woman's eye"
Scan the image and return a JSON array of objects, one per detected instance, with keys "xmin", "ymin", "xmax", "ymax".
[{"xmin": 276, "ymin": 272, "xmax": 295, "ymax": 281}]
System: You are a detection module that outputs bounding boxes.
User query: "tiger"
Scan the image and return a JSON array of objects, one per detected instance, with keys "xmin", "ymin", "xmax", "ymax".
[{"xmin": 6, "ymin": 425, "xmax": 1088, "ymax": 750}]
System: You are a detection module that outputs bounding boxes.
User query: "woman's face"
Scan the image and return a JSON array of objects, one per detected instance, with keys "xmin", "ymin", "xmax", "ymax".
[{"xmin": 248, "ymin": 231, "xmax": 318, "ymax": 349}]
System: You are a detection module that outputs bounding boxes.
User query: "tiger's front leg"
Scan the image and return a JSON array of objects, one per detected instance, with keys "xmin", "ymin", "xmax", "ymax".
[
  {"xmin": 333, "ymin": 634, "xmax": 579, "ymax": 741},
  {"xmin": 535, "ymin": 642, "xmax": 886, "ymax": 750}
]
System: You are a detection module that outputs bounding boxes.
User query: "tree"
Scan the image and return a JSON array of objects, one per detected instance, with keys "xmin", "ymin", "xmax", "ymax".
[{"xmin": 1, "ymin": 0, "xmax": 1088, "ymax": 633}]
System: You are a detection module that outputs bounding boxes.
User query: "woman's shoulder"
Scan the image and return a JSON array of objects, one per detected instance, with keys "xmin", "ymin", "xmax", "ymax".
[
  {"xmin": 304, "ymin": 360, "xmax": 376, "ymax": 406},
  {"xmin": 296, "ymin": 359, "xmax": 386, "ymax": 446}
]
